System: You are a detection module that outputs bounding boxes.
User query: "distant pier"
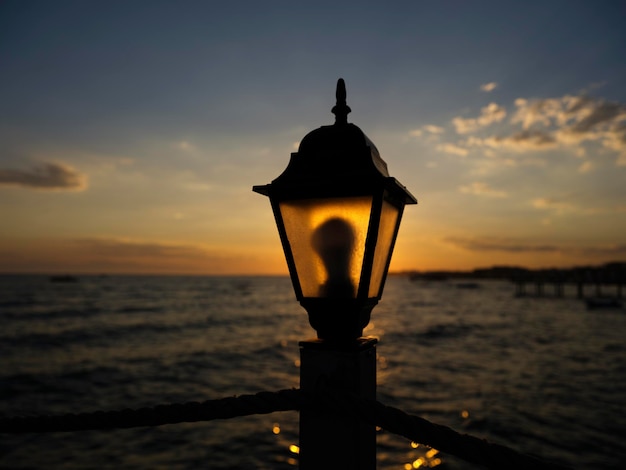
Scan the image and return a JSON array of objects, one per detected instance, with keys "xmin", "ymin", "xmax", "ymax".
[
  {"xmin": 407, "ymin": 262, "xmax": 626, "ymax": 304},
  {"xmin": 512, "ymin": 267, "xmax": 625, "ymax": 300}
]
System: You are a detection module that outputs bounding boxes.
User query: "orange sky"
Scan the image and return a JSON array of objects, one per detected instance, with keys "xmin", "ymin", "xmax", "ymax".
[{"xmin": 1, "ymin": 3, "xmax": 625, "ymax": 275}]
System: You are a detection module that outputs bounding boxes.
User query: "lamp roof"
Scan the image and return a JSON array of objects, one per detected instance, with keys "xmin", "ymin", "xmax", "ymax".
[
  {"xmin": 254, "ymin": 79, "xmax": 416, "ymax": 205},
  {"xmin": 295, "ymin": 121, "xmax": 389, "ymax": 179}
]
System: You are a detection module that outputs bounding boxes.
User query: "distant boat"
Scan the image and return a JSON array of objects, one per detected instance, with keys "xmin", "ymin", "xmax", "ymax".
[
  {"xmin": 455, "ymin": 282, "xmax": 480, "ymax": 289},
  {"xmin": 585, "ymin": 297, "xmax": 622, "ymax": 309},
  {"xmin": 49, "ymin": 275, "xmax": 78, "ymax": 283},
  {"xmin": 410, "ymin": 273, "xmax": 449, "ymax": 281}
]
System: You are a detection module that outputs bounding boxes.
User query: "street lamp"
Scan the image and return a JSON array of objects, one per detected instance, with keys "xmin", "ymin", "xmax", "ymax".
[
  {"xmin": 253, "ymin": 79, "xmax": 417, "ymax": 342},
  {"xmin": 254, "ymin": 79, "xmax": 417, "ymax": 469}
]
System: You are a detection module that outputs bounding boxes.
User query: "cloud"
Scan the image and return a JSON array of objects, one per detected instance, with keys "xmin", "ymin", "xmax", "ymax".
[
  {"xmin": 462, "ymin": 130, "xmax": 557, "ymax": 154},
  {"xmin": 436, "ymin": 143, "xmax": 468, "ymax": 156},
  {"xmin": 581, "ymin": 243, "xmax": 626, "ymax": 256},
  {"xmin": 530, "ymin": 196, "xmax": 619, "ymax": 216},
  {"xmin": 477, "ymin": 129, "xmax": 558, "ymax": 152},
  {"xmin": 510, "ymin": 94, "xmax": 626, "ymax": 163},
  {"xmin": 510, "ymin": 97, "xmax": 562, "ymax": 129},
  {"xmin": 74, "ymin": 238, "xmax": 209, "ymax": 259},
  {"xmin": 459, "ymin": 182, "xmax": 508, "ymax": 198},
  {"xmin": 445, "ymin": 94, "xmax": 625, "ymax": 161},
  {"xmin": 0, "ymin": 237, "xmax": 256, "ymax": 275},
  {"xmin": 444, "ymin": 236, "xmax": 626, "ymax": 257},
  {"xmin": 415, "ymin": 93, "xmax": 626, "ymax": 167},
  {"xmin": 452, "ymin": 102, "xmax": 507, "ymax": 134},
  {"xmin": 531, "ymin": 197, "xmax": 574, "ymax": 214},
  {"xmin": 424, "ymin": 125, "xmax": 444, "ymax": 134},
  {"xmin": 600, "ymin": 121, "xmax": 626, "ymax": 165},
  {"xmin": 445, "ymin": 236, "xmax": 560, "ymax": 253},
  {"xmin": 177, "ymin": 140, "xmax": 196, "ymax": 151},
  {"xmin": 66, "ymin": 237, "xmax": 241, "ymax": 273},
  {"xmin": 0, "ymin": 162, "xmax": 87, "ymax": 190},
  {"xmin": 567, "ymin": 99, "xmax": 623, "ymax": 134},
  {"xmin": 409, "ymin": 124, "xmax": 445, "ymax": 138},
  {"xmin": 480, "ymin": 82, "xmax": 498, "ymax": 92}
]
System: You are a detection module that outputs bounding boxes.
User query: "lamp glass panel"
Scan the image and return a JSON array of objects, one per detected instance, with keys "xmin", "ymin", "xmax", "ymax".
[
  {"xmin": 279, "ymin": 197, "xmax": 373, "ymax": 298},
  {"xmin": 368, "ymin": 199, "xmax": 400, "ymax": 297}
]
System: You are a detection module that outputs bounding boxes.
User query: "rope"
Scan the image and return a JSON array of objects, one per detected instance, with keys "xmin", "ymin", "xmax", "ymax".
[
  {"xmin": 0, "ymin": 389, "xmax": 302, "ymax": 433},
  {"xmin": 0, "ymin": 388, "xmax": 571, "ymax": 470},
  {"xmin": 308, "ymin": 387, "xmax": 571, "ymax": 470}
]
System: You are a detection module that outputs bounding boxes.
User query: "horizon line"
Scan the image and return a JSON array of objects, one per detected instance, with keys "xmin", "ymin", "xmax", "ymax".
[{"xmin": 2, "ymin": 260, "xmax": 625, "ymax": 278}]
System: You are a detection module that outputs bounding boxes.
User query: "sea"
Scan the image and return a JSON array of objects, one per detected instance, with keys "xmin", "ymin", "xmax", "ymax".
[{"xmin": 0, "ymin": 274, "xmax": 625, "ymax": 469}]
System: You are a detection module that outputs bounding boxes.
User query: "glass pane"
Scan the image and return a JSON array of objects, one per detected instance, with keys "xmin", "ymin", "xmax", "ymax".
[
  {"xmin": 279, "ymin": 197, "xmax": 373, "ymax": 298},
  {"xmin": 368, "ymin": 199, "xmax": 400, "ymax": 297}
]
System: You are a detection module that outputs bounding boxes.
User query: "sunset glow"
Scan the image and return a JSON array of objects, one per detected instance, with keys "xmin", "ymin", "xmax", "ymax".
[{"xmin": 1, "ymin": 1, "xmax": 625, "ymax": 274}]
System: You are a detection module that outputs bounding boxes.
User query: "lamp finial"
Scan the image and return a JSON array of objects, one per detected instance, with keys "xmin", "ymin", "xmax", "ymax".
[{"xmin": 332, "ymin": 78, "xmax": 351, "ymax": 125}]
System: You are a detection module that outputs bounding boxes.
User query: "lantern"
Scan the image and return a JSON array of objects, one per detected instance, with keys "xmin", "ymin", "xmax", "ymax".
[{"xmin": 254, "ymin": 79, "xmax": 416, "ymax": 341}]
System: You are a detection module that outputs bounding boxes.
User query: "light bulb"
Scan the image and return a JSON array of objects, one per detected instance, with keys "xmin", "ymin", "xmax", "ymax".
[{"xmin": 311, "ymin": 217, "xmax": 356, "ymax": 298}]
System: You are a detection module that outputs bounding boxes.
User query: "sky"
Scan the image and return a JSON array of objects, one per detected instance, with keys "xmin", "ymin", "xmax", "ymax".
[{"xmin": 1, "ymin": 1, "xmax": 625, "ymax": 275}]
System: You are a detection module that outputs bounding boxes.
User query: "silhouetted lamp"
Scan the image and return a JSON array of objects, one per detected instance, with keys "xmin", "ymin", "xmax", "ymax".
[{"xmin": 253, "ymin": 79, "xmax": 416, "ymax": 341}]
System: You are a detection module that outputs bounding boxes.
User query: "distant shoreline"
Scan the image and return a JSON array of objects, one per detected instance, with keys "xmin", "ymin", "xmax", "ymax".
[
  {"xmin": 1, "ymin": 261, "xmax": 625, "ymax": 280},
  {"xmin": 396, "ymin": 260, "xmax": 626, "ymax": 282}
]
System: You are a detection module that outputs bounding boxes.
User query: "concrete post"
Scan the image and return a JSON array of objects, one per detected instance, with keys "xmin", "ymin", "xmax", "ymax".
[{"xmin": 299, "ymin": 337, "xmax": 377, "ymax": 470}]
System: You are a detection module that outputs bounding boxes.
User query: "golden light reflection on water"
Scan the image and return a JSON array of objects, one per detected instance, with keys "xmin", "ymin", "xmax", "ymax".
[
  {"xmin": 270, "ymin": 421, "xmax": 299, "ymax": 466},
  {"xmin": 406, "ymin": 458, "xmax": 422, "ymax": 469},
  {"xmin": 271, "ymin": 419, "xmax": 444, "ymax": 468},
  {"xmin": 403, "ymin": 444, "xmax": 442, "ymax": 469}
]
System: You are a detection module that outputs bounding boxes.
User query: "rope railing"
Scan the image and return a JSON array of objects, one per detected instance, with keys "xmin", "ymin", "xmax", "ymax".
[
  {"xmin": 0, "ymin": 389, "xmax": 301, "ymax": 433},
  {"xmin": 0, "ymin": 388, "xmax": 571, "ymax": 470}
]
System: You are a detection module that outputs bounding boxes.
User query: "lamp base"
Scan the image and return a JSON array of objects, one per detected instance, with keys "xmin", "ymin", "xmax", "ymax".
[{"xmin": 300, "ymin": 297, "xmax": 378, "ymax": 341}]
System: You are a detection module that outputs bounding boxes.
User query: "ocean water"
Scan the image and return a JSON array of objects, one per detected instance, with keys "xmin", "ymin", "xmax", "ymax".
[{"xmin": 0, "ymin": 274, "xmax": 625, "ymax": 469}]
